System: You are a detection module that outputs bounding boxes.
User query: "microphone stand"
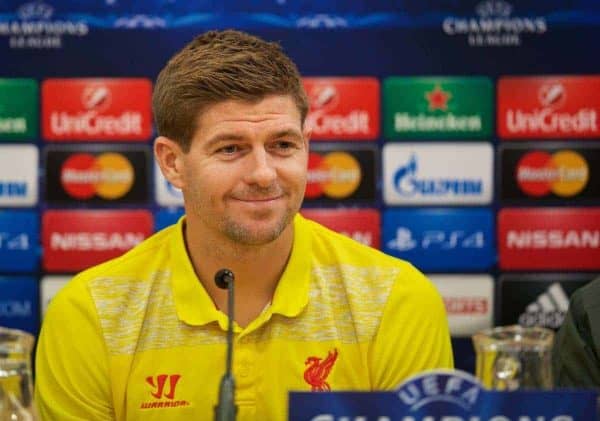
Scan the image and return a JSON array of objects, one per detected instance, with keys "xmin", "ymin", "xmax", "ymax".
[{"xmin": 214, "ymin": 269, "xmax": 237, "ymax": 421}]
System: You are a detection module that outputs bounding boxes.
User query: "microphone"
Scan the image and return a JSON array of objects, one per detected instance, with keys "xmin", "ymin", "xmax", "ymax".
[{"xmin": 214, "ymin": 269, "xmax": 237, "ymax": 421}]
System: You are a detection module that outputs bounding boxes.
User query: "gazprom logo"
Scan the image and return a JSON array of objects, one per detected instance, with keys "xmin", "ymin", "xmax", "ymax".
[
  {"xmin": 393, "ymin": 154, "xmax": 483, "ymax": 197},
  {"xmin": 0, "ymin": 182, "xmax": 27, "ymax": 197}
]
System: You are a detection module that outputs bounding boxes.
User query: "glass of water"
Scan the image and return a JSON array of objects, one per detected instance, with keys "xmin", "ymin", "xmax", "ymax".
[
  {"xmin": 0, "ymin": 326, "xmax": 36, "ymax": 420},
  {"xmin": 472, "ymin": 325, "xmax": 554, "ymax": 390}
]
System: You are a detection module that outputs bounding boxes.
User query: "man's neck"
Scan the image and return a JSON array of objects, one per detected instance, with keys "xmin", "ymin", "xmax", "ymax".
[{"xmin": 183, "ymin": 218, "xmax": 295, "ymax": 327}]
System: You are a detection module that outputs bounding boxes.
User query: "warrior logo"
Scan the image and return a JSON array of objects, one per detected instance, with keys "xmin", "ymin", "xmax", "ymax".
[
  {"xmin": 146, "ymin": 374, "xmax": 180, "ymax": 400},
  {"xmin": 304, "ymin": 349, "xmax": 338, "ymax": 391},
  {"xmin": 140, "ymin": 374, "xmax": 190, "ymax": 409}
]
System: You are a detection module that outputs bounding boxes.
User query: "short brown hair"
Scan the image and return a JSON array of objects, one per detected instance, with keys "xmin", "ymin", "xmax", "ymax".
[{"xmin": 152, "ymin": 29, "xmax": 308, "ymax": 152}]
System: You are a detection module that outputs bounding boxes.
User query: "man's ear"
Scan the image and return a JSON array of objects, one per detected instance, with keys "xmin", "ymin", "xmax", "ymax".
[
  {"xmin": 154, "ymin": 136, "xmax": 185, "ymax": 189},
  {"xmin": 302, "ymin": 125, "xmax": 311, "ymax": 150}
]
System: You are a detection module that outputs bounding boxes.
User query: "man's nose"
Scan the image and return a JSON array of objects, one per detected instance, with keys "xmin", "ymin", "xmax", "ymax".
[{"xmin": 244, "ymin": 148, "xmax": 277, "ymax": 187}]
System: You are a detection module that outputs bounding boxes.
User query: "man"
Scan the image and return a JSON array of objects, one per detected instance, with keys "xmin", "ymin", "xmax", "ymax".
[
  {"xmin": 553, "ymin": 276, "xmax": 600, "ymax": 389},
  {"xmin": 35, "ymin": 30, "xmax": 453, "ymax": 420}
]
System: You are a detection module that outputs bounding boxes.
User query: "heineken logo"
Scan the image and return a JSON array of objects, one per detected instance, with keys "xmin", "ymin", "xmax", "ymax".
[
  {"xmin": 425, "ymin": 85, "xmax": 451, "ymax": 111},
  {"xmin": 384, "ymin": 77, "xmax": 492, "ymax": 140},
  {"xmin": 0, "ymin": 79, "xmax": 37, "ymax": 140}
]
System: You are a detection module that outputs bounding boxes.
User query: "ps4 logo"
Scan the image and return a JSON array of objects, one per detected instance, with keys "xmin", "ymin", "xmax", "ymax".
[
  {"xmin": 387, "ymin": 227, "xmax": 485, "ymax": 251},
  {"xmin": 0, "ymin": 232, "xmax": 30, "ymax": 250},
  {"xmin": 0, "ymin": 300, "xmax": 32, "ymax": 317},
  {"xmin": 393, "ymin": 154, "xmax": 482, "ymax": 197}
]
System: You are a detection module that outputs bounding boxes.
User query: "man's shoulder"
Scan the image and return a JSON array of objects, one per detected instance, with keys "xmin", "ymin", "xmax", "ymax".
[
  {"xmin": 53, "ymin": 225, "xmax": 177, "ymax": 303},
  {"xmin": 303, "ymin": 216, "xmax": 405, "ymax": 268},
  {"xmin": 570, "ymin": 276, "xmax": 600, "ymax": 319},
  {"xmin": 304, "ymin": 217, "xmax": 433, "ymax": 296}
]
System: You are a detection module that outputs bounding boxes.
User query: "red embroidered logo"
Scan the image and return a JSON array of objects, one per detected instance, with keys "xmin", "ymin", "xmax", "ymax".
[
  {"xmin": 303, "ymin": 349, "xmax": 338, "ymax": 391},
  {"xmin": 140, "ymin": 374, "xmax": 190, "ymax": 410}
]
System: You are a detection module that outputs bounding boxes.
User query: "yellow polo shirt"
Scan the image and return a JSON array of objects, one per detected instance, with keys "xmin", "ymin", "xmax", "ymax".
[{"xmin": 35, "ymin": 214, "xmax": 453, "ymax": 421}]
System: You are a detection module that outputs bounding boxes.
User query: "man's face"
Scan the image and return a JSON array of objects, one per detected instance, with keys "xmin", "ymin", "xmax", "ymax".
[{"xmin": 179, "ymin": 95, "xmax": 309, "ymax": 246}]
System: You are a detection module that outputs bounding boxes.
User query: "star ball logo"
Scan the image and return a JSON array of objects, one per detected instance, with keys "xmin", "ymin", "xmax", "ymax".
[
  {"xmin": 516, "ymin": 150, "xmax": 589, "ymax": 197},
  {"xmin": 442, "ymin": 0, "xmax": 547, "ymax": 47},
  {"xmin": 60, "ymin": 153, "xmax": 134, "ymax": 200}
]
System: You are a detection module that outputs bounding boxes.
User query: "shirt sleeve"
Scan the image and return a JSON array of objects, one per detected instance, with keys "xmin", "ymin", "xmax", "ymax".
[
  {"xmin": 552, "ymin": 287, "xmax": 600, "ymax": 390},
  {"xmin": 368, "ymin": 264, "xmax": 454, "ymax": 389},
  {"xmin": 35, "ymin": 278, "xmax": 115, "ymax": 420}
]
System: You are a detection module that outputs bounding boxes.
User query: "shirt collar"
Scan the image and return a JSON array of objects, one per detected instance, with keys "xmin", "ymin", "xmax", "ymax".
[
  {"xmin": 170, "ymin": 216, "xmax": 223, "ymax": 326},
  {"xmin": 170, "ymin": 214, "xmax": 312, "ymax": 326}
]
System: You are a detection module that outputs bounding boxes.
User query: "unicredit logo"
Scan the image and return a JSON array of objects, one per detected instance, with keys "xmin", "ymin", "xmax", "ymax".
[
  {"xmin": 505, "ymin": 82, "xmax": 597, "ymax": 134},
  {"xmin": 303, "ymin": 78, "xmax": 379, "ymax": 140},
  {"xmin": 82, "ymin": 84, "xmax": 111, "ymax": 111},
  {"xmin": 50, "ymin": 110, "xmax": 142, "ymax": 137},
  {"xmin": 42, "ymin": 78, "xmax": 152, "ymax": 141},
  {"xmin": 307, "ymin": 84, "xmax": 369, "ymax": 136},
  {"xmin": 538, "ymin": 83, "xmax": 565, "ymax": 108},
  {"xmin": 498, "ymin": 76, "xmax": 600, "ymax": 138},
  {"xmin": 310, "ymin": 84, "xmax": 339, "ymax": 111}
]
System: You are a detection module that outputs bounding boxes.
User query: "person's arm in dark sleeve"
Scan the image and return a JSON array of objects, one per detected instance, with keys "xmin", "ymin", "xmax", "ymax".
[{"xmin": 553, "ymin": 285, "xmax": 600, "ymax": 389}]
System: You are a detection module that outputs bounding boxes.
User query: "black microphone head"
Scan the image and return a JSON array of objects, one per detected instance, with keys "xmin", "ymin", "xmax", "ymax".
[{"xmin": 214, "ymin": 268, "xmax": 234, "ymax": 290}]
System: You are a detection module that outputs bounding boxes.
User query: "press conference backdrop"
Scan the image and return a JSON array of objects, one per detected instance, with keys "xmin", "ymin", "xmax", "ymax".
[{"xmin": 1, "ymin": 0, "xmax": 600, "ymax": 373}]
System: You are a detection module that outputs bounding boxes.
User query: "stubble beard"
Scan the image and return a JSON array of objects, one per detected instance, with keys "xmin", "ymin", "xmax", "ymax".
[
  {"xmin": 189, "ymin": 188, "xmax": 299, "ymax": 247},
  {"xmin": 220, "ymin": 206, "xmax": 295, "ymax": 246}
]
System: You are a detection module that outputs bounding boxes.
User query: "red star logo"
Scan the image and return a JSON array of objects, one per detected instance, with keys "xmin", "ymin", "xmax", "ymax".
[{"xmin": 425, "ymin": 85, "xmax": 451, "ymax": 111}]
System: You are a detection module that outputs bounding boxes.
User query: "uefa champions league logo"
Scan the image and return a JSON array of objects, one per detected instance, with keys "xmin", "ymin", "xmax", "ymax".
[{"xmin": 396, "ymin": 370, "xmax": 481, "ymax": 414}]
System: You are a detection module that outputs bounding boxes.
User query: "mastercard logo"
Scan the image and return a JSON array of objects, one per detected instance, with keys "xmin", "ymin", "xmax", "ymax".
[
  {"xmin": 305, "ymin": 151, "xmax": 362, "ymax": 199},
  {"xmin": 60, "ymin": 153, "xmax": 134, "ymax": 200},
  {"xmin": 516, "ymin": 150, "xmax": 589, "ymax": 197}
]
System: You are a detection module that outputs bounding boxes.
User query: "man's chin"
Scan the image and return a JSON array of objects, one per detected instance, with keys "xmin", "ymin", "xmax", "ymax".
[{"xmin": 223, "ymin": 219, "xmax": 290, "ymax": 246}]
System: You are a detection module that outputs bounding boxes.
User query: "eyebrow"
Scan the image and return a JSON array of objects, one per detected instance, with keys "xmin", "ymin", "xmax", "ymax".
[{"xmin": 204, "ymin": 128, "xmax": 303, "ymax": 149}]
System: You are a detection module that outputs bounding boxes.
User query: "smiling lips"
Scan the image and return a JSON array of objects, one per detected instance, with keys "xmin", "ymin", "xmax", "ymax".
[{"xmin": 233, "ymin": 196, "xmax": 283, "ymax": 202}]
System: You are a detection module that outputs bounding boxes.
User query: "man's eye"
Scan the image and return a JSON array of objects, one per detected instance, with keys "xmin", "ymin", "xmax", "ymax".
[
  {"xmin": 275, "ymin": 141, "xmax": 295, "ymax": 150},
  {"xmin": 218, "ymin": 145, "xmax": 238, "ymax": 154}
]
